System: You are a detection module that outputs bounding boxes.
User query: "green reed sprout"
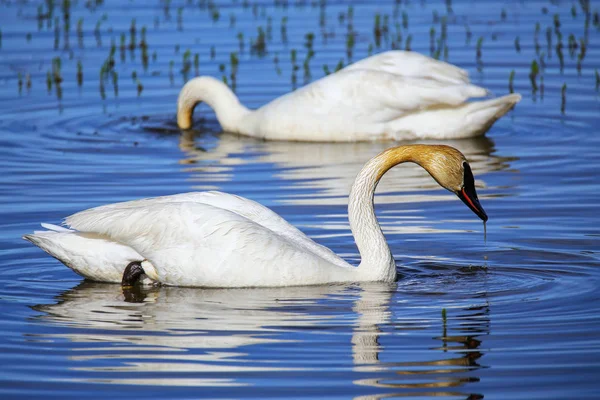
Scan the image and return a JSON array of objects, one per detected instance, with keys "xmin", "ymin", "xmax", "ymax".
[
  {"xmin": 430, "ymin": 27, "xmax": 436, "ymax": 55},
  {"xmin": 346, "ymin": 33, "xmax": 355, "ymax": 58},
  {"xmin": 54, "ymin": 17, "xmax": 60, "ymax": 49},
  {"xmin": 374, "ymin": 14, "xmax": 382, "ymax": 47},
  {"xmin": 464, "ymin": 24, "xmax": 472, "ymax": 44},
  {"xmin": 182, "ymin": 49, "xmax": 192, "ymax": 75},
  {"xmin": 46, "ymin": 71, "xmax": 52, "ymax": 91},
  {"xmin": 405, "ymin": 35, "xmax": 412, "ymax": 51},
  {"xmin": 111, "ymin": 71, "xmax": 118, "ymax": 96},
  {"xmin": 210, "ymin": 46, "xmax": 216, "ymax": 60},
  {"xmin": 561, "ymin": 83, "xmax": 566, "ymax": 114},
  {"xmin": 323, "ymin": 65, "xmax": 330, "ymax": 75},
  {"xmin": 136, "ymin": 79, "xmax": 143, "ymax": 96},
  {"xmin": 290, "ymin": 49, "xmax": 297, "ymax": 65},
  {"xmin": 572, "ymin": 5, "xmax": 577, "ymax": 18},
  {"xmin": 77, "ymin": 60, "xmax": 83, "ymax": 86},
  {"xmin": 194, "ymin": 53, "xmax": 199, "ymax": 74},
  {"xmin": 177, "ymin": 7, "xmax": 183, "ymax": 30},
  {"xmin": 515, "ymin": 36, "xmax": 521, "ymax": 52},
  {"xmin": 18, "ymin": 72, "xmax": 23, "ymax": 93},
  {"xmin": 402, "ymin": 11, "xmax": 408, "ymax": 29},
  {"xmin": 334, "ymin": 59, "xmax": 344, "ymax": 72},
  {"xmin": 281, "ymin": 17, "xmax": 288, "ymax": 43},
  {"xmin": 501, "ymin": 9, "xmax": 507, "ymax": 20},
  {"xmin": 476, "ymin": 37, "xmax": 483, "ymax": 60},
  {"xmin": 129, "ymin": 18, "xmax": 136, "ymax": 50},
  {"xmin": 529, "ymin": 60, "xmax": 539, "ymax": 92}
]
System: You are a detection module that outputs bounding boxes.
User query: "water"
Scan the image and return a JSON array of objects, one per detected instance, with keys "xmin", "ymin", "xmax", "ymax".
[{"xmin": 1, "ymin": 0, "xmax": 599, "ymax": 398}]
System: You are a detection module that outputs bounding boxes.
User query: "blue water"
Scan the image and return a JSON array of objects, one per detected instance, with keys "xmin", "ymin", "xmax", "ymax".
[{"xmin": 1, "ymin": 0, "xmax": 599, "ymax": 398}]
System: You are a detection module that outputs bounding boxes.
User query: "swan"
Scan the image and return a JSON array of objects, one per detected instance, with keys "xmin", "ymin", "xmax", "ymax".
[
  {"xmin": 177, "ymin": 51, "xmax": 521, "ymax": 142},
  {"xmin": 23, "ymin": 144, "xmax": 487, "ymax": 287}
]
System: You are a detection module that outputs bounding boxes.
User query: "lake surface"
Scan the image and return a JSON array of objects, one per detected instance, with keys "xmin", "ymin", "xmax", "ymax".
[{"xmin": 1, "ymin": 0, "xmax": 599, "ymax": 398}]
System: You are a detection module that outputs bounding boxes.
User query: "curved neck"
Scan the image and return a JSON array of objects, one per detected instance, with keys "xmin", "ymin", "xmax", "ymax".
[
  {"xmin": 349, "ymin": 146, "xmax": 428, "ymax": 281},
  {"xmin": 177, "ymin": 76, "xmax": 250, "ymax": 131}
]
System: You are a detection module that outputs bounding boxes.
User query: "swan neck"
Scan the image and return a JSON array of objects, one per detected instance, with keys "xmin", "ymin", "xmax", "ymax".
[
  {"xmin": 177, "ymin": 76, "xmax": 250, "ymax": 131},
  {"xmin": 349, "ymin": 146, "xmax": 425, "ymax": 281}
]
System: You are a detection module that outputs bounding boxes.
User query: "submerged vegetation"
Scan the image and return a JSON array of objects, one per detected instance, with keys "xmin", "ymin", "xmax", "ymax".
[{"xmin": 1, "ymin": 0, "xmax": 595, "ymax": 114}]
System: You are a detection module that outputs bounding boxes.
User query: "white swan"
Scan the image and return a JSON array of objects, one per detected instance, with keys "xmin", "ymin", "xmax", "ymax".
[
  {"xmin": 177, "ymin": 51, "xmax": 521, "ymax": 142},
  {"xmin": 23, "ymin": 144, "xmax": 487, "ymax": 287}
]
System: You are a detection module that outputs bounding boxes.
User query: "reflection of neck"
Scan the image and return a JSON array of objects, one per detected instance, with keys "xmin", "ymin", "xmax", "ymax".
[
  {"xmin": 177, "ymin": 76, "xmax": 250, "ymax": 132},
  {"xmin": 351, "ymin": 283, "xmax": 393, "ymax": 369}
]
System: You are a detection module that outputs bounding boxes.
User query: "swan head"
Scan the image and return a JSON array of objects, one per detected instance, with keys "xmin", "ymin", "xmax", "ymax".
[
  {"xmin": 177, "ymin": 81, "xmax": 198, "ymax": 130},
  {"xmin": 415, "ymin": 145, "xmax": 488, "ymax": 222}
]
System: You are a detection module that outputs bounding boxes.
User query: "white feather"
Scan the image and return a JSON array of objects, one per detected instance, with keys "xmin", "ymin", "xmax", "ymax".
[{"xmin": 178, "ymin": 50, "xmax": 521, "ymax": 141}]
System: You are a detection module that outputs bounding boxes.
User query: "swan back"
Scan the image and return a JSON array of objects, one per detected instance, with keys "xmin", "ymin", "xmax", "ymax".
[
  {"xmin": 65, "ymin": 193, "xmax": 353, "ymax": 287},
  {"xmin": 344, "ymin": 50, "xmax": 469, "ymax": 84}
]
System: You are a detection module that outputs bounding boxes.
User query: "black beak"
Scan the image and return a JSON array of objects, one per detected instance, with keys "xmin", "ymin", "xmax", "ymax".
[{"xmin": 457, "ymin": 163, "xmax": 488, "ymax": 222}]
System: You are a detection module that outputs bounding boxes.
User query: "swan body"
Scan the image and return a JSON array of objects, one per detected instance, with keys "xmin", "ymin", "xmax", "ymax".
[
  {"xmin": 177, "ymin": 51, "xmax": 521, "ymax": 142},
  {"xmin": 24, "ymin": 145, "xmax": 488, "ymax": 287}
]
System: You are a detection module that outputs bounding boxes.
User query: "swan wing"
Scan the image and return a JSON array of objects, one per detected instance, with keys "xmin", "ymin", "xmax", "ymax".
[
  {"xmin": 254, "ymin": 69, "xmax": 488, "ymax": 141},
  {"xmin": 344, "ymin": 50, "xmax": 470, "ymax": 84},
  {"xmin": 65, "ymin": 195, "xmax": 353, "ymax": 287},
  {"xmin": 66, "ymin": 191, "xmax": 348, "ymax": 268}
]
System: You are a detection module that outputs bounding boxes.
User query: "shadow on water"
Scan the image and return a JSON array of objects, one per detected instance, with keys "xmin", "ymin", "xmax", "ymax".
[{"xmin": 30, "ymin": 280, "xmax": 487, "ymax": 399}]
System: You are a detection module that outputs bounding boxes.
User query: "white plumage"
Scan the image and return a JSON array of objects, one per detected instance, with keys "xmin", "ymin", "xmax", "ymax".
[
  {"xmin": 24, "ymin": 145, "xmax": 487, "ymax": 287},
  {"xmin": 177, "ymin": 51, "xmax": 521, "ymax": 141}
]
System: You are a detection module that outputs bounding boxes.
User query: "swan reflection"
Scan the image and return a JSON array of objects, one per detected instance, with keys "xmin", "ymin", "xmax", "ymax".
[
  {"xmin": 31, "ymin": 281, "xmax": 487, "ymax": 398},
  {"xmin": 176, "ymin": 130, "xmax": 516, "ymax": 206}
]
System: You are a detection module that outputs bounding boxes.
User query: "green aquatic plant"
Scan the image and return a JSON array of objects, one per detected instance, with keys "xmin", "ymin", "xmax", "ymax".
[
  {"xmin": 556, "ymin": 42, "xmax": 564, "ymax": 73},
  {"xmin": 182, "ymin": 49, "xmax": 192, "ymax": 75},
  {"xmin": 572, "ymin": 5, "xmax": 578, "ymax": 18},
  {"xmin": 430, "ymin": 27, "xmax": 436, "ymax": 55},
  {"xmin": 129, "ymin": 18, "xmax": 136, "ymax": 51},
  {"xmin": 281, "ymin": 17, "xmax": 288, "ymax": 43},
  {"xmin": 54, "ymin": 17, "xmax": 60, "ymax": 49},
  {"xmin": 251, "ymin": 27, "xmax": 267, "ymax": 56},
  {"xmin": 514, "ymin": 36, "xmax": 521, "ymax": 52},
  {"xmin": 194, "ymin": 53, "xmax": 199, "ymax": 75},
  {"xmin": 111, "ymin": 71, "xmax": 118, "ymax": 96},
  {"xmin": 529, "ymin": 60, "xmax": 539, "ymax": 92},
  {"xmin": 136, "ymin": 79, "xmax": 143, "ymax": 96},
  {"xmin": 334, "ymin": 59, "xmax": 343, "ymax": 72},
  {"xmin": 230, "ymin": 52, "xmax": 239, "ymax": 75},
  {"xmin": 76, "ymin": 18, "xmax": 83, "ymax": 47},
  {"xmin": 561, "ymin": 83, "xmax": 567, "ymax": 114},
  {"xmin": 595, "ymin": 70, "xmax": 599, "ymax": 91},
  {"xmin": 323, "ymin": 65, "xmax": 330, "ymax": 76},
  {"xmin": 405, "ymin": 34, "xmax": 412, "ymax": 51},
  {"xmin": 46, "ymin": 71, "xmax": 52, "ymax": 92},
  {"xmin": 346, "ymin": 32, "xmax": 355, "ymax": 58},
  {"xmin": 373, "ymin": 14, "xmax": 382, "ymax": 47},
  {"xmin": 77, "ymin": 60, "xmax": 83, "ymax": 86},
  {"xmin": 464, "ymin": 23, "xmax": 472, "ymax": 45},
  {"xmin": 18, "ymin": 72, "xmax": 23, "ymax": 93},
  {"xmin": 290, "ymin": 48, "xmax": 297, "ymax": 65},
  {"xmin": 501, "ymin": 8, "xmax": 507, "ymax": 21},
  {"xmin": 476, "ymin": 36, "xmax": 483, "ymax": 60},
  {"xmin": 177, "ymin": 7, "xmax": 183, "ymax": 31},
  {"xmin": 210, "ymin": 46, "xmax": 215, "ymax": 60},
  {"xmin": 402, "ymin": 11, "xmax": 408, "ymax": 29}
]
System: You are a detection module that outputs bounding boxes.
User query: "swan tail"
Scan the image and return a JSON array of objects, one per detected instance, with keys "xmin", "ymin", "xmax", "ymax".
[
  {"xmin": 464, "ymin": 93, "xmax": 522, "ymax": 126},
  {"xmin": 386, "ymin": 93, "xmax": 521, "ymax": 140},
  {"xmin": 23, "ymin": 225, "xmax": 145, "ymax": 283}
]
